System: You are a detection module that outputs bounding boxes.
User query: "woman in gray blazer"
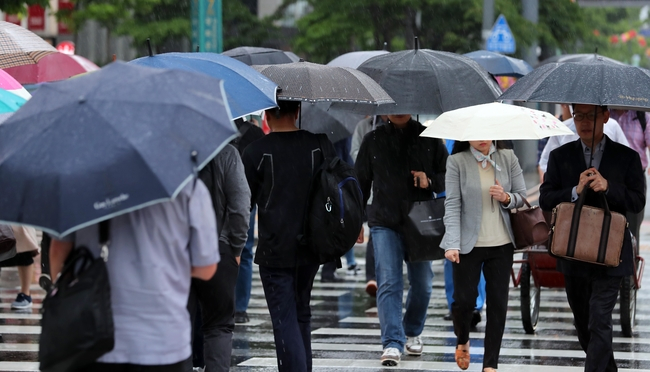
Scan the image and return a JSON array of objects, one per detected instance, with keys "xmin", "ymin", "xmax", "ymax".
[{"xmin": 441, "ymin": 140, "xmax": 526, "ymax": 372}]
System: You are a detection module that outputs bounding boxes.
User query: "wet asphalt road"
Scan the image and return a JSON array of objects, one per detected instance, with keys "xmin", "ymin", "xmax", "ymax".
[{"xmin": 1, "ymin": 242, "xmax": 650, "ymax": 372}]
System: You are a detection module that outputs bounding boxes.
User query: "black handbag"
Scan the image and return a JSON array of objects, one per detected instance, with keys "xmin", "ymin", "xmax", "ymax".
[
  {"xmin": 401, "ymin": 178, "xmax": 446, "ymax": 262},
  {"xmin": 0, "ymin": 224, "xmax": 16, "ymax": 262},
  {"xmin": 39, "ymin": 221, "xmax": 114, "ymax": 372}
]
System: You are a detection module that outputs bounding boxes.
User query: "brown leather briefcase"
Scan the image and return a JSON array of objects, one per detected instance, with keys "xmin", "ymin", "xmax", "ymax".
[{"xmin": 548, "ymin": 189, "xmax": 627, "ymax": 267}]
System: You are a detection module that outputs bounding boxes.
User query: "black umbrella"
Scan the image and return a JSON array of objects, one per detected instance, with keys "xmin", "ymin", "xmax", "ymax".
[
  {"xmin": 300, "ymin": 102, "xmax": 364, "ymax": 143},
  {"xmin": 222, "ymin": 46, "xmax": 300, "ymax": 65},
  {"xmin": 0, "ymin": 62, "xmax": 237, "ymax": 238},
  {"xmin": 253, "ymin": 61, "xmax": 394, "ymax": 105},
  {"xmin": 344, "ymin": 46, "xmax": 502, "ymax": 115},
  {"xmin": 537, "ymin": 53, "xmax": 625, "ymax": 67},
  {"xmin": 498, "ymin": 56, "xmax": 650, "ymax": 111}
]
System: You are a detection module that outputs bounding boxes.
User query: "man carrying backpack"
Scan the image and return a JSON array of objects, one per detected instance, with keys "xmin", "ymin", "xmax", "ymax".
[
  {"xmin": 241, "ymin": 100, "xmax": 337, "ymax": 372},
  {"xmin": 608, "ymin": 109, "xmax": 650, "ymax": 246},
  {"xmin": 355, "ymin": 114, "xmax": 448, "ymax": 366}
]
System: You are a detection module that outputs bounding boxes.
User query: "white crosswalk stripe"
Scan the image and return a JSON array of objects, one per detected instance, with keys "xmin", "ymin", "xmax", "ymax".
[{"xmin": 2, "ymin": 254, "xmax": 650, "ymax": 371}]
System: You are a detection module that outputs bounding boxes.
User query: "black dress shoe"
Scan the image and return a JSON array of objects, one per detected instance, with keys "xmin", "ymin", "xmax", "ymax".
[
  {"xmin": 471, "ymin": 310, "xmax": 482, "ymax": 328},
  {"xmin": 444, "ymin": 312, "xmax": 453, "ymax": 321},
  {"xmin": 321, "ymin": 273, "xmax": 345, "ymax": 283},
  {"xmin": 234, "ymin": 311, "xmax": 250, "ymax": 324}
]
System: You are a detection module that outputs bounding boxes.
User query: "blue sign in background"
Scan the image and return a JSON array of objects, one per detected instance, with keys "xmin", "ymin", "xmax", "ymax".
[{"xmin": 487, "ymin": 14, "xmax": 516, "ymax": 54}]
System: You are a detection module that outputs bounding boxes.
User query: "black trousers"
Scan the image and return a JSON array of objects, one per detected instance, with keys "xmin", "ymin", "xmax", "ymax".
[
  {"xmin": 452, "ymin": 243, "xmax": 513, "ymax": 370},
  {"xmin": 80, "ymin": 357, "xmax": 192, "ymax": 372},
  {"xmin": 189, "ymin": 243, "xmax": 239, "ymax": 372},
  {"xmin": 259, "ymin": 263, "xmax": 320, "ymax": 372},
  {"xmin": 565, "ymin": 274, "xmax": 622, "ymax": 372}
]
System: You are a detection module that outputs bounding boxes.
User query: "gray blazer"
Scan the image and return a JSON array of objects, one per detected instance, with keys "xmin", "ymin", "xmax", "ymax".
[{"xmin": 440, "ymin": 149, "xmax": 526, "ymax": 254}]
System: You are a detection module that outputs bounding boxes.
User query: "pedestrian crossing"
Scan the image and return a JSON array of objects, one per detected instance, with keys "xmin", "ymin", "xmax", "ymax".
[{"xmin": 1, "ymin": 255, "xmax": 650, "ymax": 371}]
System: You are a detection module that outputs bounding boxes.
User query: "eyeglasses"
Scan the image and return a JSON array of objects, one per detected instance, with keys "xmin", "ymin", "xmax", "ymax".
[{"xmin": 573, "ymin": 112, "xmax": 601, "ymax": 122}]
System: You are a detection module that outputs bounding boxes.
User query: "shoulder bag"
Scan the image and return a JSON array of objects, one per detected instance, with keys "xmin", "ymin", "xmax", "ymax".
[
  {"xmin": 401, "ymin": 178, "xmax": 446, "ymax": 262},
  {"xmin": 510, "ymin": 194, "xmax": 550, "ymax": 249},
  {"xmin": 0, "ymin": 224, "xmax": 16, "ymax": 262},
  {"xmin": 39, "ymin": 221, "xmax": 115, "ymax": 372}
]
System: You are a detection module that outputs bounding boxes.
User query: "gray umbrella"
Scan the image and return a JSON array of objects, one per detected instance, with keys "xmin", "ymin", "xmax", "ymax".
[
  {"xmin": 498, "ymin": 56, "xmax": 650, "ymax": 111},
  {"xmin": 252, "ymin": 61, "xmax": 394, "ymax": 105},
  {"xmin": 300, "ymin": 102, "xmax": 364, "ymax": 143},
  {"xmin": 340, "ymin": 47, "xmax": 502, "ymax": 115},
  {"xmin": 327, "ymin": 50, "xmax": 390, "ymax": 69},
  {"xmin": 537, "ymin": 53, "xmax": 625, "ymax": 67},
  {"xmin": 222, "ymin": 46, "xmax": 299, "ymax": 66}
]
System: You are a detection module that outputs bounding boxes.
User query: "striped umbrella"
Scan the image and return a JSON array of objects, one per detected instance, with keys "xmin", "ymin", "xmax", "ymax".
[
  {"xmin": 0, "ymin": 69, "xmax": 30, "ymax": 99},
  {"xmin": 0, "ymin": 21, "xmax": 57, "ymax": 69}
]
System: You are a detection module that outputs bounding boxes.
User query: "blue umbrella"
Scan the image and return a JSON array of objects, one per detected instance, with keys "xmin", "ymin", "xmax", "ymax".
[
  {"xmin": 0, "ymin": 61, "xmax": 237, "ymax": 238},
  {"xmin": 130, "ymin": 52, "xmax": 278, "ymax": 119},
  {"xmin": 464, "ymin": 50, "xmax": 533, "ymax": 77}
]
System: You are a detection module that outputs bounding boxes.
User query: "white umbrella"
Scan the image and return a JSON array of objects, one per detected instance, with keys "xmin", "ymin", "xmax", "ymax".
[{"xmin": 420, "ymin": 102, "xmax": 573, "ymax": 141}]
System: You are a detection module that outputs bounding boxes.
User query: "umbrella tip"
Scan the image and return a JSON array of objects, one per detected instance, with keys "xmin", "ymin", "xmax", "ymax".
[
  {"xmin": 112, "ymin": 54, "xmax": 117, "ymax": 62},
  {"xmin": 299, "ymin": 58, "xmax": 305, "ymax": 62},
  {"xmin": 146, "ymin": 38, "xmax": 153, "ymax": 57},
  {"xmin": 196, "ymin": 45, "xmax": 200, "ymax": 53},
  {"xmin": 383, "ymin": 41, "xmax": 388, "ymax": 51},
  {"xmin": 191, "ymin": 150, "xmax": 199, "ymax": 176},
  {"xmin": 594, "ymin": 47, "xmax": 598, "ymax": 55},
  {"xmin": 414, "ymin": 36, "xmax": 419, "ymax": 51}
]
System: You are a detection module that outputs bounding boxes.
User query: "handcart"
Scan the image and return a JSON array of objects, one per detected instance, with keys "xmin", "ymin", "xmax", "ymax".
[{"xmin": 511, "ymin": 240, "xmax": 644, "ymax": 337}]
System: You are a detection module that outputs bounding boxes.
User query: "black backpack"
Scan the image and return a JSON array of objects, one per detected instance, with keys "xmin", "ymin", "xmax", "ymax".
[{"xmin": 300, "ymin": 135, "xmax": 365, "ymax": 265}]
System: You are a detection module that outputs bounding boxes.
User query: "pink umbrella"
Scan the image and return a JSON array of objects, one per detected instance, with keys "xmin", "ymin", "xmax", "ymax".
[
  {"xmin": 3, "ymin": 52, "xmax": 93, "ymax": 84},
  {"xmin": 0, "ymin": 69, "xmax": 30, "ymax": 99},
  {"xmin": 70, "ymin": 55, "xmax": 100, "ymax": 72}
]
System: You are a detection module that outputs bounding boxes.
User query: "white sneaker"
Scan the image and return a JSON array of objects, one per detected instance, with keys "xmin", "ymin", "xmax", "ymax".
[
  {"xmin": 380, "ymin": 347, "xmax": 401, "ymax": 366},
  {"xmin": 405, "ymin": 335, "xmax": 423, "ymax": 355}
]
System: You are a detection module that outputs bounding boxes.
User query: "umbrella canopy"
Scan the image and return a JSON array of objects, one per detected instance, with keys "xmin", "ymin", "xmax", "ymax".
[
  {"xmin": 0, "ymin": 62, "xmax": 237, "ymax": 238},
  {"xmin": 420, "ymin": 102, "xmax": 573, "ymax": 141},
  {"xmin": 300, "ymin": 102, "xmax": 364, "ymax": 142},
  {"xmin": 0, "ymin": 69, "xmax": 31, "ymax": 99},
  {"xmin": 327, "ymin": 50, "xmax": 390, "ymax": 69},
  {"xmin": 0, "ymin": 21, "xmax": 57, "ymax": 69},
  {"xmin": 349, "ymin": 48, "xmax": 502, "ymax": 115},
  {"xmin": 223, "ymin": 46, "xmax": 300, "ymax": 65},
  {"xmin": 253, "ymin": 61, "xmax": 394, "ymax": 105},
  {"xmin": 537, "ymin": 53, "xmax": 625, "ymax": 67},
  {"xmin": 0, "ymin": 88, "xmax": 27, "ymax": 113},
  {"xmin": 3, "ymin": 52, "xmax": 89, "ymax": 84},
  {"xmin": 463, "ymin": 50, "xmax": 533, "ymax": 77},
  {"xmin": 70, "ymin": 54, "xmax": 100, "ymax": 72},
  {"xmin": 498, "ymin": 56, "xmax": 650, "ymax": 111},
  {"xmin": 131, "ymin": 52, "xmax": 278, "ymax": 119}
]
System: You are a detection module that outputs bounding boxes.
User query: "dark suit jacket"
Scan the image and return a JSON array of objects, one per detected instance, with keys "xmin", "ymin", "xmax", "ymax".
[{"xmin": 539, "ymin": 136, "xmax": 645, "ymax": 277}]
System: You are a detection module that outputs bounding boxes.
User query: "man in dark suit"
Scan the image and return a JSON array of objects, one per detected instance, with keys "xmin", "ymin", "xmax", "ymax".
[{"xmin": 539, "ymin": 104, "xmax": 646, "ymax": 372}]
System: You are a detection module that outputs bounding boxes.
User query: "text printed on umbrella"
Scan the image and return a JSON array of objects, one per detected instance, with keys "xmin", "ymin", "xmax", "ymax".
[{"xmin": 94, "ymin": 194, "xmax": 129, "ymax": 210}]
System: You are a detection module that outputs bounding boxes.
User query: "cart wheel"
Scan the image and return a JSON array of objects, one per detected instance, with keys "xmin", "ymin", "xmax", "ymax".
[
  {"xmin": 520, "ymin": 262, "xmax": 540, "ymax": 334},
  {"xmin": 620, "ymin": 275, "xmax": 637, "ymax": 337}
]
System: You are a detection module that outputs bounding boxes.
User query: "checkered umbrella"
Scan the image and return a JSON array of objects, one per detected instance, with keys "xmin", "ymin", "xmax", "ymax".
[{"xmin": 0, "ymin": 21, "xmax": 57, "ymax": 69}]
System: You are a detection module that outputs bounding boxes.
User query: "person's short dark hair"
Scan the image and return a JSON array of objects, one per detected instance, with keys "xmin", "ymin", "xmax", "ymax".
[
  {"xmin": 571, "ymin": 103, "xmax": 608, "ymax": 112},
  {"xmin": 268, "ymin": 100, "xmax": 301, "ymax": 119},
  {"xmin": 451, "ymin": 140, "xmax": 508, "ymax": 155}
]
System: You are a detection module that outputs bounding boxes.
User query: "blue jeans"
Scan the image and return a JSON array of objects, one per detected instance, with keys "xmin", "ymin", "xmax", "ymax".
[
  {"xmin": 344, "ymin": 247, "xmax": 356, "ymax": 267},
  {"xmin": 444, "ymin": 258, "xmax": 486, "ymax": 312},
  {"xmin": 235, "ymin": 206, "xmax": 256, "ymax": 313},
  {"xmin": 371, "ymin": 226, "xmax": 433, "ymax": 352}
]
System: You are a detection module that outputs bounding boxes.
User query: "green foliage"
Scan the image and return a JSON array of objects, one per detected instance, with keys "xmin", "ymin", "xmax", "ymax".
[
  {"xmin": 0, "ymin": 0, "xmax": 49, "ymax": 15},
  {"xmin": 57, "ymin": 0, "xmax": 279, "ymax": 57}
]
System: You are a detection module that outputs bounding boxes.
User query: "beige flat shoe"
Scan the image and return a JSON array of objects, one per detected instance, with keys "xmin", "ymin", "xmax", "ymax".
[{"xmin": 455, "ymin": 341, "xmax": 470, "ymax": 370}]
